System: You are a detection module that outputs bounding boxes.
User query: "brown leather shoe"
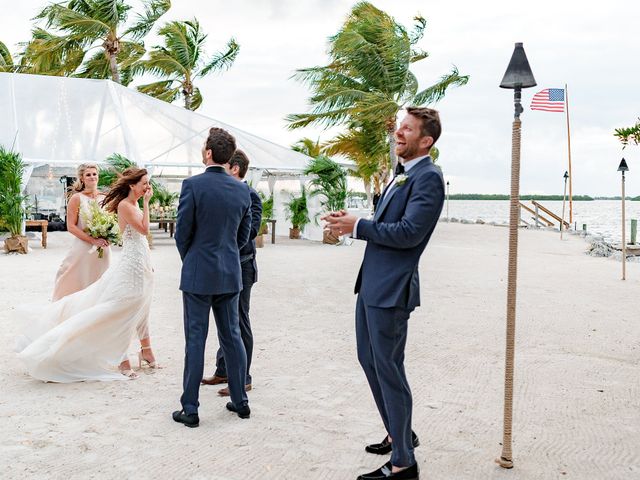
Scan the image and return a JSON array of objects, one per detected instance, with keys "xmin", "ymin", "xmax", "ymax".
[
  {"xmin": 201, "ymin": 375, "xmax": 228, "ymax": 386},
  {"xmin": 217, "ymin": 384, "xmax": 252, "ymax": 396}
]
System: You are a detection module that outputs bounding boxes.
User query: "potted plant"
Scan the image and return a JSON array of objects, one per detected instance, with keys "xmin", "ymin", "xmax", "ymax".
[
  {"xmin": 303, "ymin": 155, "xmax": 348, "ymax": 244},
  {"xmin": 0, "ymin": 147, "xmax": 28, "ymax": 254},
  {"xmin": 256, "ymin": 192, "xmax": 274, "ymax": 248},
  {"xmin": 285, "ymin": 187, "xmax": 310, "ymax": 239}
]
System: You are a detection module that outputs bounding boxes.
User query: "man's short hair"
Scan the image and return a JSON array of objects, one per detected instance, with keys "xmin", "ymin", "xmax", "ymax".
[
  {"xmin": 405, "ymin": 107, "xmax": 442, "ymax": 146},
  {"xmin": 229, "ymin": 149, "xmax": 250, "ymax": 179},
  {"xmin": 206, "ymin": 127, "xmax": 236, "ymax": 164}
]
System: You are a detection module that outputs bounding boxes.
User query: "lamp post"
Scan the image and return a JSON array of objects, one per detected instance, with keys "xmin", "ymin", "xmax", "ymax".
[
  {"xmin": 446, "ymin": 180, "xmax": 450, "ymax": 221},
  {"xmin": 618, "ymin": 158, "xmax": 629, "ymax": 280},
  {"xmin": 561, "ymin": 171, "xmax": 569, "ymax": 240},
  {"xmin": 496, "ymin": 42, "xmax": 536, "ymax": 470}
]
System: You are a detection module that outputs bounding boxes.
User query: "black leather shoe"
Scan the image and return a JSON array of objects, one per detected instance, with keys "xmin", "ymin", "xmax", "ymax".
[
  {"xmin": 365, "ymin": 431, "xmax": 420, "ymax": 455},
  {"xmin": 357, "ymin": 461, "xmax": 419, "ymax": 480},
  {"xmin": 172, "ymin": 410, "xmax": 199, "ymax": 428},
  {"xmin": 226, "ymin": 402, "xmax": 251, "ymax": 419}
]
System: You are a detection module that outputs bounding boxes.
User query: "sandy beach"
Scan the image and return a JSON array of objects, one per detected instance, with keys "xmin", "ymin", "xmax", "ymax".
[{"xmin": 1, "ymin": 223, "xmax": 639, "ymax": 480}]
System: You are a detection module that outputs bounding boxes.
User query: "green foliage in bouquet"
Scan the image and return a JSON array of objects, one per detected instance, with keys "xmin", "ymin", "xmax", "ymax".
[{"xmin": 81, "ymin": 200, "xmax": 121, "ymax": 258}]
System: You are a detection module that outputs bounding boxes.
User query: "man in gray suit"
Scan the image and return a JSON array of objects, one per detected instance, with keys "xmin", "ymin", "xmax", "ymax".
[
  {"xmin": 173, "ymin": 127, "xmax": 252, "ymax": 428},
  {"xmin": 323, "ymin": 108, "xmax": 445, "ymax": 480}
]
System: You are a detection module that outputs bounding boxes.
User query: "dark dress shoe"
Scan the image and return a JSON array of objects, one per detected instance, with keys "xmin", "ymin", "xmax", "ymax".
[
  {"xmin": 357, "ymin": 461, "xmax": 419, "ymax": 480},
  {"xmin": 201, "ymin": 375, "xmax": 227, "ymax": 385},
  {"xmin": 226, "ymin": 402, "xmax": 251, "ymax": 419},
  {"xmin": 172, "ymin": 410, "xmax": 199, "ymax": 428},
  {"xmin": 365, "ymin": 431, "xmax": 420, "ymax": 455},
  {"xmin": 217, "ymin": 384, "xmax": 252, "ymax": 397}
]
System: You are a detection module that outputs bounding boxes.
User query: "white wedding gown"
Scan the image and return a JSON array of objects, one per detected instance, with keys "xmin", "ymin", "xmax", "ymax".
[{"xmin": 17, "ymin": 224, "xmax": 153, "ymax": 382}]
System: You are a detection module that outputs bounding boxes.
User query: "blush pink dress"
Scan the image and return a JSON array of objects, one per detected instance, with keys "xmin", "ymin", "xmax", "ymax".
[{"xmin": 52, "ymin": 194, "xmax": 111, "ymax": 301}]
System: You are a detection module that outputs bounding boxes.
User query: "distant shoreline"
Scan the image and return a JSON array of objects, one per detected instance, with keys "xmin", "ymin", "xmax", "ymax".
[{"xmin": 446, "ymin": 194, "xmax": 639, "ymax": 201}]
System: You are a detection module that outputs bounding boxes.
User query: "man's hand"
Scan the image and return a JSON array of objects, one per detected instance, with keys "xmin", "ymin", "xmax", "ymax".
[{"xmin": 322, "ymin": 210, "xmax": 357, "ymax": 236}]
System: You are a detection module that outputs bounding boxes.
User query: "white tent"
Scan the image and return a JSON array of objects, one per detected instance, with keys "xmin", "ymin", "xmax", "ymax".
[
  {"xmin": 0, "ymin": 72, "xmax": 339, "ymax": 241},
  {"xmin": 0, "ymin": 72, "xmax": 313, "ymax": 176}
]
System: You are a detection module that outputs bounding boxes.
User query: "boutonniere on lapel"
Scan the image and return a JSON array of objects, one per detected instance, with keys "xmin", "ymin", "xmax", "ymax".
[{"xmin": 395, "ymin": 174, "xmax": 408, "ymax": 186}]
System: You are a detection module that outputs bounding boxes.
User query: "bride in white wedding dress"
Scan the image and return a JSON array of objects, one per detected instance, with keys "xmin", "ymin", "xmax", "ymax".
[{"xmin": 17, "ymin": 167, "xmax": 159, "ymax": 382}]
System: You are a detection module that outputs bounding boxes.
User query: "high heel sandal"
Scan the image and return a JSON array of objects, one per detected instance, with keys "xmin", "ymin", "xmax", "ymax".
[
  {"xmin": 138, "ymin": 346, "xmax": 162, "ymax": 369},
  {"xmin": 119, "ymin": 364, "xmax": 139, "ymax": 379}
]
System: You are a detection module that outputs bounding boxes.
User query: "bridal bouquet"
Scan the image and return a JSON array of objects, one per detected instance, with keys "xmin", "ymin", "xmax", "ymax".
[{"xmin": 82, "ymin": 200, "xmax": 121, "ymax": 258}]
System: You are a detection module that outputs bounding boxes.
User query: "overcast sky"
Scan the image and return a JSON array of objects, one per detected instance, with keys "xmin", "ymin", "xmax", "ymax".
[{"xmin": 2, "ymin": 0, "xmax": 639, "ymax": 195}]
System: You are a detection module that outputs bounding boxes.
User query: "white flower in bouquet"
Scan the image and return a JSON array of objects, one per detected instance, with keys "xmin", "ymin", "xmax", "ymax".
[{"xmin": 81, "ymin": 200, "xmax": 121, "ymax": 258}]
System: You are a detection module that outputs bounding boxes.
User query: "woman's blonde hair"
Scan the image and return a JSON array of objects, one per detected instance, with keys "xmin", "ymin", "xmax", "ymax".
[{"xmin": 69, "ymin": 163, "xmax": 100, "ymax": 195}]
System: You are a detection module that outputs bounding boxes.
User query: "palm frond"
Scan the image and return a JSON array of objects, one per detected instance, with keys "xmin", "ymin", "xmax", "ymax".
[
  {"xmin": 189, "ymin": 87, "xmax": 203, "ymax": 110},
  {"xmin": 75, "ymin": 48, "xmax": 110, "ymax": 79},
  {"xmin": 137, "ymin": 79, "xmax": 181, "ymax": 103},
  {"xmin": 411, "ymin": 66, "xmax": 470, "ymax": 105},
  {"xmin": 20, "ymin": 28, "xmax": 86, "ymax": 75},
  {"xmin": 199, "ymin": 38, "xmax": 240, "ymax": 77},
  {"xmin": 291, "ymin": 138, "xmax": 323, "ymax": 157},
  {"xmin": 36, "ymin": 3, "xmax": 112, "ymax": 44},
  {"xmin": 124, "ymin": 0, "xmax": 170, "ymax": 40},
  {"xmin": 157, "ymin": 20, "xmax": 195, "ymax": 69},
  {"xmin": 0, "ymin": 41, "xmax": 14, "ymax": 67}
]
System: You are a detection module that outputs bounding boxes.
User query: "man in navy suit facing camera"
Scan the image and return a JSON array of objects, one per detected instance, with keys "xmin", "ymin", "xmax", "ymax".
[{"xmin": 323, "ymin": 107, "xmax": 445, "ymax": 480}]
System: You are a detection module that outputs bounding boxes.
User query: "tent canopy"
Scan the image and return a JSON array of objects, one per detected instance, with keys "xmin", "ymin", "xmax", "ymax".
[{"xmin": 0, "ymin": 72, "xmax": 313, "ymax": 175}]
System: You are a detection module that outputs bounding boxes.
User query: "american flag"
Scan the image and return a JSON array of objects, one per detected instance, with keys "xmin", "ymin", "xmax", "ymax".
[{"xmin": 530, "ymin": 88, "xmax": 565, "ymax": 112}]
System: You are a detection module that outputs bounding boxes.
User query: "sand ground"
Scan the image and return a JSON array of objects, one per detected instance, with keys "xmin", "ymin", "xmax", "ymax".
[{"xmin": 1, "ymin": 223, "xmax": 639, "ymax": 480}]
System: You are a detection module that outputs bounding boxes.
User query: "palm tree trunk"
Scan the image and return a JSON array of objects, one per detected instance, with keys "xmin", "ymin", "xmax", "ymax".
[
  {"xmin": 109, "ymin": 52, "xmax": 121, "ymax": 84},
  {"xmin": 363, "ymin": 177, "xmax": 372, "ymax": 210},
  {"xmin": 184, "ymin": 93, "xmax": 191, "ymax": 110}
]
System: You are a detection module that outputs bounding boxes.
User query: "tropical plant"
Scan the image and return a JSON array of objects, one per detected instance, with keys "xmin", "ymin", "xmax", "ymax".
[
  {"xmin": 323, "ymin": 121, "xmax": 387, "ymax": 207},
  {"xmin": 32, "ymin": 0, "xmax": 171, "ymax": 84},
  {"xmin": 304, "ymin": 155, "xmax": 348, "ymax": 216},
  {"xmin": 615, "ymin": 119, "xmax": 640, "ymax": 147},
  {"xmin": 152, "ymin": 182, "xmax": 178, "ymax": 207},
  {"xmin": 286, "ymin": 1, "xmax": 468, "ymax": 184},
  {"xmin": 137, "ymin": 19, "xmax": 239, "ymax": 110},
  {"xmin": 284, "ymin": 187, "xmax": 310, "ymax": 231},
  {"xmin": 258, "ymin": 191, "xmax": 274, "ymax": 229},
  {"xmin": 0, "ymin": 147, "xmax": 28, "ymax": 238},
  {"xmin": 0, "ymin": 40, "xmax": 15, "ymax": 72},
  {"xmin": 291, "ymin": 137, "xmax": 323, "ymax": 158}
]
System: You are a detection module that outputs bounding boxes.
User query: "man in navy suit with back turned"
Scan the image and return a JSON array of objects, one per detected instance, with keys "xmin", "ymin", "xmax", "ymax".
[
  {"xmin": 323, "ymin": 107, "xmax": 445, "ymax": 480},
  {"xmin": 173, "ymin": 127, "xmax": 252, "ymax": 427},
  {"xmin": 202, "ymin": 149, "xmax": 262, "ymax": 396}
]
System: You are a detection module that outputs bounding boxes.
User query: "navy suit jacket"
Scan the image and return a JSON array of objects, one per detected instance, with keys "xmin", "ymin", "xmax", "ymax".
[
  {"xmin": 175, "ymin": 166, "xmax": 252, "ymax": 295},
  {"xmin": 355, "ymin": 158, "xmax": 444, "ymax": 310},
  {"xmin": 239, "ymin": 186, "xmax": 262, "ymax": 283}
]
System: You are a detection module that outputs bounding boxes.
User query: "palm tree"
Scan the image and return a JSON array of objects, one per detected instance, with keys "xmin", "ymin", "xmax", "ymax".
[
  {"xmin": 136, "ymin": 19, "xmax": 239, "ymax": 110},
  {"xmin": 286, "ymin": 1, "xmax": 468, "ymax": 184},
  {"xmin": 32, "ymin": 0, "xmax": 170, "ymax": 84}
]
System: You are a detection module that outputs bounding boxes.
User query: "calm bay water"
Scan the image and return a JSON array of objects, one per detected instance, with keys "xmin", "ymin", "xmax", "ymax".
[{"xmin": 442, "ymin": 200, "xmax": 640, "ymax": 244}]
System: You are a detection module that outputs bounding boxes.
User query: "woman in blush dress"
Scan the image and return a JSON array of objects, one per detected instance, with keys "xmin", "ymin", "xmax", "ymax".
[
  {"xmin": 52, "ymin": 163, "xmax": 111, "ymax": 301},
  {"xmin": 17, "ymin": 168, "xmax": 159, "ymax": 382}
]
